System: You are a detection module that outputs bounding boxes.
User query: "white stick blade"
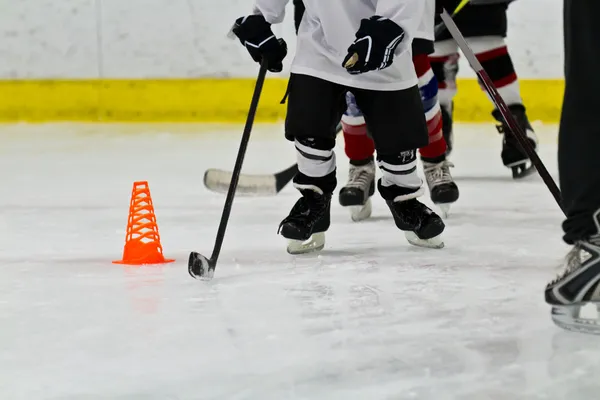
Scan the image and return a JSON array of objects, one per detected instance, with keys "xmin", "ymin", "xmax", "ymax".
[{"xmin": 203, "ymin": 169, "xmax": 278, "ymax": 196}]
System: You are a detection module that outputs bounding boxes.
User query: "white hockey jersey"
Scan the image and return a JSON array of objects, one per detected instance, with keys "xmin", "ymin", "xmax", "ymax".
[
  {"xmin": 254, "ymin": 0, "xmax": 425, "ymax": 91},
  {"xmin": 415, "ymin": 0, "xmax": 436, "ymax": 41}
]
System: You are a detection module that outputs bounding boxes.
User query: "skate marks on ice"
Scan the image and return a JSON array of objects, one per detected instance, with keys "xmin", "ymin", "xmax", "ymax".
[
  {"xmin": 3, "ymin": 124, "xmax": 597, "ymax": 399},
  {"xmin": 181, "ymin": 252, "xmax": 600, "ymax": 399}
]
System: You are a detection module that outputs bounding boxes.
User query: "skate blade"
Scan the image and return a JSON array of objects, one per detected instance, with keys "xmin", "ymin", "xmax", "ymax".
[
  {"xmin": 350, "ymin": 199, "xmax": 372, "ymax": 222},
  {"xmin": 510, "ymin": 163, "xmax": 537, "ymax": 179},
  {"xmin": 404, "ymin": 232, "xmax": 444, "ymax": 249},
  {"xmin": 286, "ymin": 232, "xmax": 325, "ymax": 255},
  {"xmin": 551, "ymin": 304, "xmax": 600, "ymax": 335},
  {"xmin": 437, "ymin": 203, "xmax": 451, "ymax": 219}
]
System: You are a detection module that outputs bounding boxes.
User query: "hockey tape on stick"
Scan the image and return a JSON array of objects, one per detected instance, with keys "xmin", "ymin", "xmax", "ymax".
[{"xmin": 452, "ymin": 0, "xmax": 471, "ymax": 15}]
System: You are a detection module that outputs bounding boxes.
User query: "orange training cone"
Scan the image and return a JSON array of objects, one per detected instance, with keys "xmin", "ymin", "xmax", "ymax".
[{"xmin": 113, "ymin": 181, "xmax": 174, "ymax": 265}]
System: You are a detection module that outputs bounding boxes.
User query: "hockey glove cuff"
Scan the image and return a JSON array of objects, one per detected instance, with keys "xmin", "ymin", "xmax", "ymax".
[
  {"xmin": 343, "ymin": 16, "xmax": 405, "ymax": 75},
  {"xmin": 232, "ymin": 15, "xmax": 287, "ymax": 73}
]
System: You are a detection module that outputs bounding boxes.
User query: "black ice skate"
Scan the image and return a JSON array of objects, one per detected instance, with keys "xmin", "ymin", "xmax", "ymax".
[
  {"xmin": 423, "ymin": 160, "xmax": 459, "ymax": 218},
  {"xmin": 339, "ymin": 160, "xmax": 375, "ymax": 222},
  {"xmin": 493, "ymin": 104, "xmax": 539, "ymax": 179},
  {"xmin": 546, "ymin": 235, "xmax": 600, "ymax": 335},
  {"xmin": 278, "ymin": 185, "xmax": 331, "ymax": 254},
  {"xmin": 385, "ymin": 197, "xmax": 445, "ymax": 249}
]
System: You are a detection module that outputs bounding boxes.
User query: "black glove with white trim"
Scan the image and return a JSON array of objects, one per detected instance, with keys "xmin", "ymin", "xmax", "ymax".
[
  {"xmin": 343, "ymin": 16, "xmax": 405, "ymax": 75},
  {"xmin": 232, "ymin": 15, "xmax": 287, "ymax": 73}
]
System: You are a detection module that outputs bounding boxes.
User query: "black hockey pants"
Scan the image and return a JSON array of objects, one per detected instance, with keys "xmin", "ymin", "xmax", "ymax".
[{"xmin": 559, "ymin": 0, "xmax": 600, "ymax": 243}]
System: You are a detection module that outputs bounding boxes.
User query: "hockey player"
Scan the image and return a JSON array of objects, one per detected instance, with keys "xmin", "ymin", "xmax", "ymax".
[
  {"xmin": 545, "ymin": 0, "xmax": 600, "ymax": 333},
  {"xmin": 338, "ymin": 0, "xmax": 459, "ymax": 221},
  {"xmin": 232, "ymin": 0, "xmax": 445, "ymax": 254},
  {"xmin": 430, "ymin": 0, "xmax": 538, "ymax": 179}
]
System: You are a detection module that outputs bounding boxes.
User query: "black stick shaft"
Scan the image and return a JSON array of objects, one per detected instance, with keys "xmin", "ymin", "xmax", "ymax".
[
  {"xmin": 440, "ymin": 10, "xmax": 564, "ymax": 214},
  {"xmin": 209, "ymin": 60, "xmax": 269, "ymax": 263}
]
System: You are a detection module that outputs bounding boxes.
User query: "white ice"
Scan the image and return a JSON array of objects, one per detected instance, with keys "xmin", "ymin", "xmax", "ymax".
[{"xmin": 1, "ymin": 122, "xmax": 598, "ymax": 400}]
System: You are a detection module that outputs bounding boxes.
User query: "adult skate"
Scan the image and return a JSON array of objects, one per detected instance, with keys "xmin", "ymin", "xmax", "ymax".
[{"xmin": 546, "ymin": 236, "xmax": 600, "ymax": 334}]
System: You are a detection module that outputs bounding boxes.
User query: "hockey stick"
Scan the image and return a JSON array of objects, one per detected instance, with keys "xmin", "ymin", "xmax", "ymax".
[
  {"xmin": 189, "ymin": 59, "xmax": 268, "ymax": 280},
  {"xmin": 440, "ymin": 10, "xmax": 564, "ymax": 212},
  {"xmin": 204, "ymin": 163, "xmax": 298, "ymax": 196},
  {"xmin": 203, "ymin": 122, "xmax": 342, "ymax": 196},
  {"xmin": 434, "ymin": 0, "xmax": 471, "ymax": 37}
]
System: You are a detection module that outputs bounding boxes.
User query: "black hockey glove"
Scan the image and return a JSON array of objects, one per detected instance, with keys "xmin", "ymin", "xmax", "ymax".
[
  {"xmin": 343, "ymin": 16, "xmax": 405, "ymax": 75},
  {"xmin": 232, "ymin": 15, "xmax": 287, "ymax": 73}
]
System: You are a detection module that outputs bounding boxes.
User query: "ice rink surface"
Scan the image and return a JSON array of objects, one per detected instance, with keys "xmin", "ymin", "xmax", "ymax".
[{"xmin": 1, "ymin": 122, "xmax": 599, "ymax": 400}]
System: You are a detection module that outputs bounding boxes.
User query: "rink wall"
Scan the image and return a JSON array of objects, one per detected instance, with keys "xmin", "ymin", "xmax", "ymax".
[{"xmin": 0, "ymin": 0, "xmax": 563, "ymax": 123}]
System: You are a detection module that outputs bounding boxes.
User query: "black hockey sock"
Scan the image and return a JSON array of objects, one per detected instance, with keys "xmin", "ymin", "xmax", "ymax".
[
  {"xmin": 349, "ymin": 156, "xmax": 374, "ymax": 166},
  {"xmin": 293, "ymin": 170, "xmax": 337, "ymax": 195},
  {"xmin": 421, "ymin": 154, "xmax": 446, "ymax": 164}
]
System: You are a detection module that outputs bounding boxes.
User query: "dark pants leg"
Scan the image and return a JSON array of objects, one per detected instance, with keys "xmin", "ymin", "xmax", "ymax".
[
  {"xmin": 285, "ymin": 74, "xmax": 347, "ymax": 194},
  {"xmin": 559, "ymin": 0, "xmax": 600, "ymax": 243},
  {"xmin": 352, "ymin": 86, "xmax": 429, "ymax": 200}
]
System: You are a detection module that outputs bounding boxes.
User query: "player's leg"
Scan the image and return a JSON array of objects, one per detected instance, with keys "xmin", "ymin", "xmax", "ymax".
[
  {"xmin": 545, "ymin": 0, "xmax": 600, "ymax": 332},
  {"xmin": 435, "ymin": 2, "xmax": 538, "ymax": 178},
  {"xmin": 339, "ymin": 41, "xmax": 461, "ymax": 221},
  {"xmin": 279, "ymin": 73, "xmax": 346, "ymax": 254},
  {"xmin": 339, "ymin": 93, "xmax": 376, "ymax": 222},
  {"xmin": 353, "ymin": 86, "xmax": 445, "ymax": 248},
  {"xmin": 414, "ymin": 46, "xmax": 459, "ymax": 217},
  {"xmin": 465, "ymin": 34, "xmax": 538, "ymax": 178},
  {"xmin": 429, "ymin": 39, "xmax": 459, "ymax": 155}
]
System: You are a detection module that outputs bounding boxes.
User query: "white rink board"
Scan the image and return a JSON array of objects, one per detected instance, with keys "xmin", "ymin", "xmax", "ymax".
[
  {"xmin": 2, "ymin": 123, "xmax": 598, "ymax": 400},
  {"xmin": 0, "ymin": 0, "xmax": 563, "ymax": 79}
]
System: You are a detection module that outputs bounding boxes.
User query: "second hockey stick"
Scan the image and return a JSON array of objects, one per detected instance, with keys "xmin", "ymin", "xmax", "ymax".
[
  {"xmin": 188, "ymin": 60, "xmax": 268, "ymax": 280},
  {"xmin": 440, "ymin": 10, "xmax": 564, "ymax": 212},
  {"xmin": 433, "ymin": 0, "xmax": 470, "ymax": 37},
  {"xmin": 204, "ymin": 123, "xmax": 342, "ymax": 196}
]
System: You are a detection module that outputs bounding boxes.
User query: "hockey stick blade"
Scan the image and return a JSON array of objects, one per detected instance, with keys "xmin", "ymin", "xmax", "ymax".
[
  {"xmin": 188, "ymin": 252, "xmax": 214, "ymax": 280},
  {"xmin": 440, "ymin": 10, "xmax": 564, "ymax": 213},
  {"xmin": 202, "ymin": 123, "xmax": 341, "ymax": 196},
  {"xmin": 203, "ymin": 163, "xmax": 298, "ymax": 196}
]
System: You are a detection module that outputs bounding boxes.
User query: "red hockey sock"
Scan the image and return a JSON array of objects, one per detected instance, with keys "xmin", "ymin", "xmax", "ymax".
[
  {"xmin": 342, "ymin": 123, "xmax": 375, "ymax": 162},
  {"xmin": 419, "ymin": 110, "xmax": 447, "ymax": 160},
  {"xmin": 475, "ymin": 45, "xmax": 522, "ymax": 106}
]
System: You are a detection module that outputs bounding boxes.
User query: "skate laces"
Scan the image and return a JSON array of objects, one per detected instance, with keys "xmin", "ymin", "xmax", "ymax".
[
  {"xmin": 424, "ymin": 160, "xmax": 454, "ymax": 185},
  {"xmin": 346, "ymin": 163, "xmax": 374, "ymax": 189},
  {"xmin": 550, "ymin": 242, "xmax": 593, "ymax": 285}
]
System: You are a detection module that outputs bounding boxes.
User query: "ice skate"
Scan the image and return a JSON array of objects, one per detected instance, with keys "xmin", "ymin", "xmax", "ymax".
[
  {"xmin": 278, "ymin": 185, "xmax": 331, "ymax": 255},
  {"xmin": 385, "ymin": 197, "xmax": 445, "ymax": 249},
  {"xmin": 339, "ymin": 160, "xmax": 375, "ymax": 222},
  {"xmin": 546, "ymin": 237, "xmax": 600, "ymax": 334},
  {"xmin": 423, "ymin": 159, "xmax": 459, "ymax": 218},
  {"xmin": 493, "ymin": 105, "xmax": 538, "ymax": 179}
]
